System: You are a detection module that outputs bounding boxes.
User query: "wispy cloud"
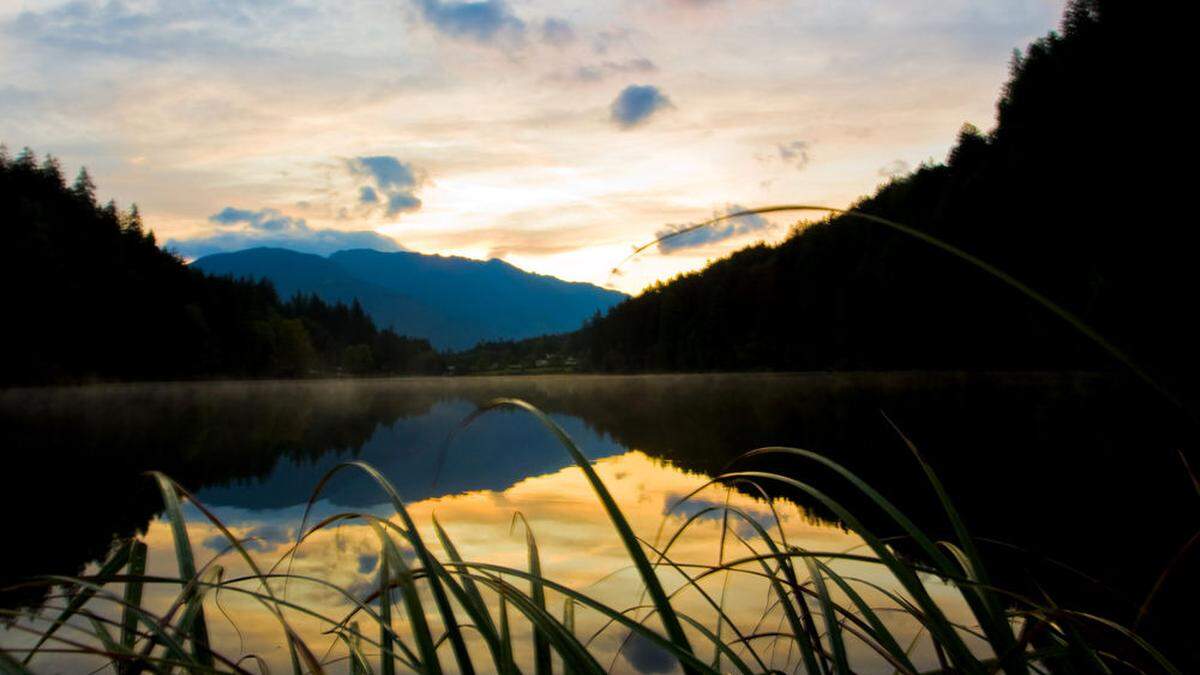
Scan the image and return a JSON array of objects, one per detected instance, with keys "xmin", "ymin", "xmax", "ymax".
[
  {"xmin": 8, "ymin": 0, "xmax": 313, "ymax": 61},
  {"xmin": 655, "ymin": 204, "xmax": 772, "ymax": 254},
  {"xmin": 777, "ymin": 140, "xmax": 811, "ymax": 171},
  {"xmin": 566, "ymin": 58, "xmax": 657, "ymax": 83},
  {"xmin": 210, "ymin": 206, "xmax": 302, "ymax": 232},
  {"xmin": 541, "ymin": 18, "xmax": 576, "ymax": 47},
  {"xmin": 610, "ymin": 84, "xmax": 672, "ymax": 128}
]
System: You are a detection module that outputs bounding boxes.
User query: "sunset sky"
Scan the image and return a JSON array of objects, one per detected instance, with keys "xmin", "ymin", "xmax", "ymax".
[{"xmin": 0, "ymin": 0, "xmax": 1065, "ymax": 293}]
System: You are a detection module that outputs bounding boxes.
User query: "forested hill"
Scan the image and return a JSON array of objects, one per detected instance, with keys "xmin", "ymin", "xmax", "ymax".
[
  {"xmin": 494, "ymin": 1, "xmax": 1191, "ymax": 390},
  {"xmin": 0, "ymin": 153, "xmax": 442, "ymax": 385},
  {"xmin": 193, "ymin": 247, "xmax": 626, "ymax": 351}
]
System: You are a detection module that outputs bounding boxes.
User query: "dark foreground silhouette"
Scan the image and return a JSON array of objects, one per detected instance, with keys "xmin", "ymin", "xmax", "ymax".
[
  {"xmin": 455, "ymin": 1, "xmax": 1198, "ymax": 409},
  {"xmin": 0, "ymin": 154, "xmax": 443, "ymax": 385}
]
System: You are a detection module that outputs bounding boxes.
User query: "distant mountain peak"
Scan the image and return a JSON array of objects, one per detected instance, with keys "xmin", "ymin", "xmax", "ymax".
[{"xmin": 194, "ymin": 247, "xmax": 626, "ymax": 350}]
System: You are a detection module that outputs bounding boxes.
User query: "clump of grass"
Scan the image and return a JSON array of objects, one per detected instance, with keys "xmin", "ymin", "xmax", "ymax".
[{"xmin": 0, "ymin": 398, "xmax": 1181, "ymax": 674}]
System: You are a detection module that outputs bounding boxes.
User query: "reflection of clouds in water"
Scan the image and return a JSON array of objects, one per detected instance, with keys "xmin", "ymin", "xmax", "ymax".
[
  {"xmin": 93, "ymin": 451, "xmax": 953, "ymax": 674},
  {"xmin": 202, "ymin": 524, "xmax": 292, "ymax": 553},
  {"xmin": 622, "ymin": 631, "xmax": 677, "ymax": 673},
  {"xmin": 662, "ymin": 493, "xmax": 777, "ymax": 538}
]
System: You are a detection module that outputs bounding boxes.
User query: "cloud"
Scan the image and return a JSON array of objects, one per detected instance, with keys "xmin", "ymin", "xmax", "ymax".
[
  {"xmin": 349, "ymin": 156, "xmax": 417, "ymax": 190},
  {"xmin": 7, "ymin": 1, "xmax": 314, "ymax": 62},
  {"xmin": 411, "ymin": 0, "xmax": 525, "ymax": 44},
  {"xmin": 388, "ymin": 193, "xmax": 422, "ymax": 214},
  {"xmin": 541, "ymin": 18, "xmax": 575, "ymax": 47},
  {"xmin": 777, "ymin": 140, "xmax": 811, "ymax": 171},
  {"xmin": 347, "ymin": 156, "xmax": 424, "ymax": 216},
  {"xmin": 568, "ymin": 58, "xmax": 657, "ymax": 83},
  {"xmin": 168, "ymin": 206, "xmax": 405, "ymax": 258},
  {"xmin": 655, "ymin": 204, "xmax": 773, "ymax": 254},
  {"xmin": 590, "ymin": 27, "xmax": 632, "ymax": 55},
  {"xmin": 878, "ymin": 159, "xmax": 911, "ymax": 178},
  {"xmin": 210, "ymin": 206, "xmax": 300, "ymax": 232},
  {"xmin": 202, "ymin": 525, "xmax": 293, "ymax": 553},
  {"xmin": 610, "ymin": 84, "xmax": 672, "ymax": 128}
]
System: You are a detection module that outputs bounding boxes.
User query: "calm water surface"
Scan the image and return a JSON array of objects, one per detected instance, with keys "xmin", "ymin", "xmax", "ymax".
[{"xmin": 1, "ymin": 373, "xmax": 1192, "ymax": 671}]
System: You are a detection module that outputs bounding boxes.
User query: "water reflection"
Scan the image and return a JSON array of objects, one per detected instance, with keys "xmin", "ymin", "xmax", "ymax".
[
  {"xmin": 197, "ymin": 399, "xmax": 624, "ymax": 510},
  {"xmin": 8, "ymin": 452, "xmax": 980, "ymax": 673},
  {"xmin": 0, "ymin": 373, "xmax": 1194, "ymax": 665}
]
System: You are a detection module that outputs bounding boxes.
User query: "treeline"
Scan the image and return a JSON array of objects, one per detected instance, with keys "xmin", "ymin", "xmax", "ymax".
[
  {"xmin": 0, "ymin": 150, "xmax": 442, "ymax": 384},
  {"xmin": 449, "ymin": 333, "xmax": 580, "ymax": 373},
  {"xmin": 459, "ymin": 1, "xmax": 1194, "ymax": 393}
]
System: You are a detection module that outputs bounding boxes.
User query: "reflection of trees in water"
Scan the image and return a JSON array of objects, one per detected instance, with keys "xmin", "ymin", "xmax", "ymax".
[
  {"xmin": 2, "ymin": 374, "xmax": 1194, "ymax": 661},
  {"xmin": 441, "ymin": 372, "xmax": 1195, "ymax": 658},
  {"xmin": 0, "ymin": 380, "xmax": 439, "ymax": 610}
]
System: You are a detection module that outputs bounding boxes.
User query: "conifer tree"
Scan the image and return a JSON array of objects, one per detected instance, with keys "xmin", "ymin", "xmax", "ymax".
[
  {"xmin": 40, "ymin": 155, "xmax": 64, "ymax": 187},
  {"xmin": 125, "ymin": 203, "xmax": 144, "ymax": 236},
  {"xmin": 72, "ymin": 167, "xmax": 96, "ymax": 204}
]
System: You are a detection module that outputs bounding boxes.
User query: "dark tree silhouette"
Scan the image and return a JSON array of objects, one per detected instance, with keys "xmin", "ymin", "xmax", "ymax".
[
  {"xmin": 0, "ymin": 157, "xmax": 443, "ymax": 384},
  {"xmin": 458, "ymin": 0, "xmax": 1196, "ymax": 407}
]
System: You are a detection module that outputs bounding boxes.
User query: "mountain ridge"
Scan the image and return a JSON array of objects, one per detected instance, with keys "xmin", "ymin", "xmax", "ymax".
[{"xmin": 192, "ymin": 246, "xmax": 626, "ymax": 351}]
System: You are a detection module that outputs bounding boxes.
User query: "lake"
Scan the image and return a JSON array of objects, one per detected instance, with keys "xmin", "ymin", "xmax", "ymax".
[{"xmin": 1, "ymin": 373, "xmax": 1193, "ymax": 671}]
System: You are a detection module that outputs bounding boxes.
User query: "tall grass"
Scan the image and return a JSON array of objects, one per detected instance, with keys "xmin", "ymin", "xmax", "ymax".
[
  {"xmin": 1, "ymin": 397, "xmax": 1181, "ymax": 674},
  {"xmin": 4, "ymin": 206, "xmax": 1191, "ymax": 673}
]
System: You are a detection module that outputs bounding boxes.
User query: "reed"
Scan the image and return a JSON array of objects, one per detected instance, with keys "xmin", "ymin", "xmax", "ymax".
[{"xmin": 1, "ymin": 397, "xmax": 1180, "ymax": 674}]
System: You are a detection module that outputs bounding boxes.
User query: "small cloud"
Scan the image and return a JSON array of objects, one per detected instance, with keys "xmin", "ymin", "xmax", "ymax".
[
  {"xmin": 357, "ymin": 554, "xmax": 378, "ymax": 574},
  {"xmin": 387, "ymin": 192, "xmax": 422, "ymax": 215},
  {"xmin": 347, "ymin": 156, "xmax": 424, "ymax": 217},
  {"xmin": 540, "ymin": 18, "xmax": 575, "ymax": 47},
  {"xmin": 349, "ymin": 156, "xmax": 417, "ymax": 190},
  {"xmin": 655, "ymin": 204, "xmax": 773, "ymax": 254},
  {"xmin": 610, "ymin": 84, "xmax": 672, "ymax": 129},
  {"xmin": 411, "ymin": 0, "xmax": 525, "ymax": 45},
  {"xmin": 663, "ymin": 494, "xmax": 726, "ymax": 522},
  {"xmin": 170, "ymin": 206, "xmax": 405, "ymax": 258},
  {"xmin": 777, "ymin": 140, "xmax": 811, "ymax": 171},
  {"xmin": 879, "ymin": 159, "xmax": 911, "ymax": 178}
]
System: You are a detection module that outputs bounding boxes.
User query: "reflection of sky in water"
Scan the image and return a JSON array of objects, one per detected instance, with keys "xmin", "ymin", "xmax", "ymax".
[
  {"xmin": 3, "ymin": 382, "xmax": 1010, "ymax": 673},
  {"xmin": 14, "ymin": 451, "xmax": 980, "ymax": 674},
  {"xmin": 196, "ymin": 399, "xmax": 625, "ymax": 510}
]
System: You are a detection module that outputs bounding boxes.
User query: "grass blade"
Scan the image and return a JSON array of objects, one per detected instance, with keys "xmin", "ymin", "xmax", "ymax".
[
  {"xmin": 881, "ymin": 413, "xmax": 1022, "ymax": 673},
  {"xmin": 454, "ymin": 399, "xmax": 699, "ymax": 673},
  {"xmin": 21, "ymin": 539, "xmax": 132, "ymax": 665},
  {"xmin": 148, "ymin": 472, "xmax": 214, "ymax": 670},
  {"xmin": 432, "ymin": 514, "xmax": 512, "ymax": 674},
  {"xmin": 512, "ymin": 512, "xmax": 551, "ymax": 675},
  {"xmin": 378, "ymin": 549, "xmax": 395, "ymax": 675},
  {"xmin": 119, "ymin": 541, "xmax": 148, "ymax": 665}
]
